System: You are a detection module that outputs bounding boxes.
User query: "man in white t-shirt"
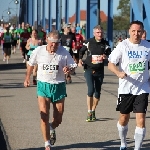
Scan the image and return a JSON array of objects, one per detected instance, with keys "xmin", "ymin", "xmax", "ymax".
[
  {"xmin": 24, "ymin": 30, "xmax": 76, "ymax": 150},
  {"xmin": 108, "ymin": 20, "xmax": 150, "ymax": 150}
]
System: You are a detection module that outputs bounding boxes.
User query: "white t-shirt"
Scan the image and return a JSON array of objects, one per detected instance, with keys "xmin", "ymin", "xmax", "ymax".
[
  {"xmin": 108, "ymin": 38, "xmax": 150, "ymax": 95},
  {"xmin": 28, "ymin": 45, "xmax": 77, "ymax": 84}
]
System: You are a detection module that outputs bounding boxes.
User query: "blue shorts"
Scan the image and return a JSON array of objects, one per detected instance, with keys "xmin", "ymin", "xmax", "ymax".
[{"xmin": 37, "ymin": 81, "xmax": 67, "ymax": 103}]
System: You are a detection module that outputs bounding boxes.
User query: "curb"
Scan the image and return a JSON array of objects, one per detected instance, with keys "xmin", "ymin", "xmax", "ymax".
[{"xmin": 0, "ymin": 119, "xmax": 11, "ymax": 150}]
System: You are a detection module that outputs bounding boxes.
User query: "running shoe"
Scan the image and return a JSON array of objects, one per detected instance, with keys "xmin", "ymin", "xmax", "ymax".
[
  {"xmin": 120, "ymin": 147, "xmax": 127, "ymax": 150},
  {"xmin": 92, "ymin": 111, "xmax": 96, "ymax": 121},
  {"xmin": 86, "ymin": 112, "xmax": 92, "ymax": 122},
  {"xmin": 50, "ymin": 130, "xmax": 56, "ymax": 145},
  {"xmin": 45, "ymin": 145, "xmax": 51, "ymax": 150}
]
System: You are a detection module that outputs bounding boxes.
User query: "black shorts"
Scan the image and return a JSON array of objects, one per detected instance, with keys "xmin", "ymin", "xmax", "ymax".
[
  {"xmin": 21, "ymin": 43, "xmax": 28, "ymax": 54},
  {"xmin": 116, "ymin": 93, "xmax": 149, "ymax": 114},
  {"xmin": 12, "ymin": 40, "xmax": 17, "ymax": 46},
  {"xmin": 72, "ymin": 50, "xmax": 79, "ymax": 58},
  {"xmin": 26, "ymin": 55, "xmax": 30, "ymax": 61}
]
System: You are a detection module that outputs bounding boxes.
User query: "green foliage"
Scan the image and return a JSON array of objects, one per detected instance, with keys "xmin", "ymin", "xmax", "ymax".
[
  {"xmin": 117, "ymin": 0, "xmax": 130, "ymax": 17},
  {"xmin": 113, "ymin": 0, "xmax": 130, "ymax": 30},
  {"xmin": 101, "ymin": 21, "xmax": 107, "ymax": 30},
  {"xmin": 113, "ymin": 15, "xmax": 130, "ymax": 30},
  {"xmin": 9, "ymin": 15, "xmax": 18, "ymax": 25}
]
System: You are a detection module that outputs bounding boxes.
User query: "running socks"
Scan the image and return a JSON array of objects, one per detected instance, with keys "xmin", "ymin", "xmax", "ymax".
[
  {"xmin": 117, "ymin": 122, "xmax": 128, "ymax": 148},
  {"xmin": 134, "ymin": 126, "xmax": 146, "ymax": 150},
  {"xmin": 45, "ymin": 140, "xmax": 51, "ymax": 147}
]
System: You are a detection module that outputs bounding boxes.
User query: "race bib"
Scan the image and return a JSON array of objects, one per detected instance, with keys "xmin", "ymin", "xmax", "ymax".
[
  {"xmin": 129, "ymin": 61, "xmax": 145, "ymax": 74},
  {"xmin": 92, "ymin": 55, "xmax": 103, "ymax": 64},
  {"xmin": 73, "ymin": 49, "xmax": 77, "ymax": 53},
  {"xmin": 43, "ymin": 64, "xmax": 59, "ymax": 74}
]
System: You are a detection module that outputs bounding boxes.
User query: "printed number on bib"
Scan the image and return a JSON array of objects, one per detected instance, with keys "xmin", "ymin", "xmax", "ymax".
[
  {"xmin": 43, "ymin": 64, "xmax": 59, "ymax": 74},
  {"xmin": 92, "ymin": 55, "xmax": 103, "ymax": 64},
  {"xmin": 129, "ymin": 61, "xmax": 145, "ymax": 74}
]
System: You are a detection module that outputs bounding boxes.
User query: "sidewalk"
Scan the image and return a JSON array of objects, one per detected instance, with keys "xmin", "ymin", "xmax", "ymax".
[{"xmin": 0, "ymin": 50, "xmax": 150, "ymax": 150}]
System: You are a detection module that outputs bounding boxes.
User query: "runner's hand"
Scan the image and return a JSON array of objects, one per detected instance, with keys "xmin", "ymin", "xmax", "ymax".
[
  {"xmin": 78, "ymin": 59, "xmax": 83, "ymax": 67},
  {"xmin": 24, "ymin": 79, "xmax": 30, "ymax": 87},
  {"xmin": 117, "ymin": 72, "xmax": 127, "ymax": 79},
  {"xmin": 63, "ymin": 66, "xmax": 70, "ymax": 74},
  {"xmin": 102, "ymin": 54, "xmax": 107, "ymax": 59}
]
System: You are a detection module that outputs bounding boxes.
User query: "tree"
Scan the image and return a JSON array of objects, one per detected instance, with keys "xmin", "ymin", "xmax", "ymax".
[
  {"xmin": 101, "ymin": 21, "xmax": 107, "ymax": 30},
  {"xmin": 117, "ymin": 0, "xmax": 130, "ymax": 17},
  {"xmin": 9, "ymin": 15, "xmax": 18, "ymax": 25},
  {"xmin": 113, "ymin": 0, "xmax": 130, "ymax": 30},
  {"xmin": 113, "ymin": 15, "xmax": 130, "ymax": 30}
]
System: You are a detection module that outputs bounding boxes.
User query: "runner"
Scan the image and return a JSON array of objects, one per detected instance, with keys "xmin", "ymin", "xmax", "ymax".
[
  {"xmin": 71, "ymin": 26, "xmax": 84, "ymax": 64},
  {"xmin": 26, "ymin": 29, "xmax": 42, "ymax": 85},
  {"xmin": 24, "ymin": 30, "xmax": 76, "ymax": 150},
  {"xmin": 108, "ymin": 20, "xmax": 150, "ymax": 150},
  {"xmin": 20, "ymin": 27, "xmax": 31, "ymax": 63},
  {"xmin": 11, "ymin": 28, "xmax": 18, "ymax": 54},
  {"xmin": 78, "ymin": 25, "xmax": 111, "ymax": 122},
  {"xmin": 61, "ymin": 24, "xmax": 76, "ymax": 83},
  {"xmin": 37, "ymin": 25, "xmax": 45, "ymax": 43},
  {"xmin": 2, "ymin": 27, "xmax": 13, "ymax": 64}
]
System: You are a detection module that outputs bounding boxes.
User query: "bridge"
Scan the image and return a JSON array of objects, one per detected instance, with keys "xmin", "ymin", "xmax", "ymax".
[{"xmin": 18, "ymin": 0, "xmax": 150, "ymax": 47}]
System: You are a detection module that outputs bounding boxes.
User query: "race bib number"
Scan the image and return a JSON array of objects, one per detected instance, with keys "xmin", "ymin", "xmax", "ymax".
[
  {"xmin": 43, "ymin": 64, "xmax": 59, "ymax": 74},
  {"xmin": 73, "ymin": 49, "xmax": 77, "ymax": 53},
  {"xmin": 92, "ymin": 55, "xmax": 103, "ymax": 64},
  {"xmin": 129, "ymin": 61, "xmax": 145, "ymax": 74}
]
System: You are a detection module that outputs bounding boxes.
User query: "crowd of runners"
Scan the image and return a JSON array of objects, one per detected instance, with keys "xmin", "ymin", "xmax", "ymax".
[{"xmin": 1, "ymin": 20, "xmax": 150, "ymax": 150}]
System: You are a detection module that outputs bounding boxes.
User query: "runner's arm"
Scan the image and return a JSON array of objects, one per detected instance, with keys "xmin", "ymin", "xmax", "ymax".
[{"xmin": 25, "ymin": 39, "xmax": 31, "ymax": 50}]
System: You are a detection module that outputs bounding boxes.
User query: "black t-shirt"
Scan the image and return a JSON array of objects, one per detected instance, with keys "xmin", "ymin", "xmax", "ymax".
[
  {"xmin": 61, "ymin": 32, "xmax": 76, "ymax": 48},
  {"xmin": 79, "ymin": 37, "xmax": 111, "ymax": 71}
]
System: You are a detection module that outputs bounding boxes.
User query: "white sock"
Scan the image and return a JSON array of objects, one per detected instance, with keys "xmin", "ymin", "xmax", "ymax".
[
  {"xmin": 45, "ymin": 140, "xmax": 51, "ymax": 148},
  {"xmin": 117, "ymin": 122, "xmax": 128, "ymax": 148},
  {"xmin": 134, "ymin": 127, "xmax": 146, "ymax": 150},
  {"xmin": 88, "ymin": 110, "xmax": 92, "ymax": 113}
]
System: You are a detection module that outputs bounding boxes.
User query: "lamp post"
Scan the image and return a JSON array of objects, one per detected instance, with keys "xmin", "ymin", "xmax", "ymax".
[
  {"xmin": 7, "ymin": 8, "xmax": 11, "ymax": 23},
  {"xmin": 1, "ymin": 9, "xmax": 9, "ymax": 23},
  {"xmin": 8, "ymin": 0, "xmax": 19, "ymax": 26},
  {"xmin": 14, "ymin": 0, "xmax": 19, "ymax": 26}
]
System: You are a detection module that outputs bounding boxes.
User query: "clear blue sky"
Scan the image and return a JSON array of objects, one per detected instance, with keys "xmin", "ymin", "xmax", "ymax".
[{"xmin": 0, "ymin": 0, "xmax": 120, "ymax": 22}]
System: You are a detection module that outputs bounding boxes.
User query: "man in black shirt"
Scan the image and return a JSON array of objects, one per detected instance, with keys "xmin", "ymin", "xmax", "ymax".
[
  {"xmin": 78, "ymin": 25, "xmax": 111, "ymax": 122},
  {"xmin": 61, "ymin": 24, "xmax": 76, "ymax": 83}
]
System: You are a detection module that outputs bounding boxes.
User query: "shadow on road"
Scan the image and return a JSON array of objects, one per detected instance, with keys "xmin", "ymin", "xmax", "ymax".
[
  {"xmin": 20, "ymin": 138, "xmax": 150, "ymax": 150},
  {"xmin": 0, "ymin": 63, "xmax": 26, "ymax": 71}
]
